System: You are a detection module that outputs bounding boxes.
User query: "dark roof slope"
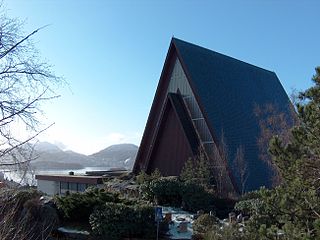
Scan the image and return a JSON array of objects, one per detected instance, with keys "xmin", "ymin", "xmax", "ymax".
[{"xmin": 173, "ymin": 38, "xmax": 291, "ymax": 191}]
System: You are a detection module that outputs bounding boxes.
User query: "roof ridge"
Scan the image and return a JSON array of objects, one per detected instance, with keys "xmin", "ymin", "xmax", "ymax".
[{"xmin": 172, "ymin": 37, "xmax": 275, "ymax": 75}]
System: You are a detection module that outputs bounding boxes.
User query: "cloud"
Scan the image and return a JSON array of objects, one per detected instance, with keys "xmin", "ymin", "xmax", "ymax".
[
  {"xmin": 105, "ymin": 133, "xmax": 126, "ymax": 143},
  {"xmin": 53, "ymin": 141, "xmax": 68, "ymax": 150},
  {"xmin": 103, "ymin": 132, "xmax": 141, "ymax": 145}
]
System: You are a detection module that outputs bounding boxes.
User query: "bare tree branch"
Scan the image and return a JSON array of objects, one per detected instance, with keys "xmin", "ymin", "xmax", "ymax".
[
  {"xmin": 0, "ymin": 123, "xmax": 54, "ymax": 161},
  {"xmin": 0, "ymin": 6, "xmax": 62, "ymax": 183},
  {"xmin": 0, "ymin": 25, "xmax": 49, "ymax": 60}
]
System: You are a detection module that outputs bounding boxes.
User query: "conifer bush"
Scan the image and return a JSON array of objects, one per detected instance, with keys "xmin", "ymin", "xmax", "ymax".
[
  {"xmin": 149, "ymin": 177, "xmax": 182, "ymax": 207},
  {"xmin": 54, "ymin": 187, "xmax": 121, "ymax": 222},
  {"xmin": 148, "ymin": 177, "xmax": 215, "ymax": 212},
  {"xmin": 89, "ymin": 202, "xmax": 155, "ymax": 240},
  {"xmin": 181, "ymin": 182, "xmax": 215, "ymax": 212}
]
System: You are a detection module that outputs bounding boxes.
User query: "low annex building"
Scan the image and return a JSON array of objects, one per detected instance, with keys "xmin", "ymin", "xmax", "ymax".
[
  {"xmin": 36, "ymin": 173, "xmax": 105, "ymax": 195},
  {"xmin": 36, "ymin": 170, "xmax": 128, "ymax": 195},
  {"xmin": 133, "ymin": 38, "xmax": 292, "ymax": 194}
]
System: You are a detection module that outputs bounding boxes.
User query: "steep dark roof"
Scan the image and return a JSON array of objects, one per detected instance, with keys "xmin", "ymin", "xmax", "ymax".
[{"xmin": 173, "ymin": 38, "xmax": 291, "ymax": 191}]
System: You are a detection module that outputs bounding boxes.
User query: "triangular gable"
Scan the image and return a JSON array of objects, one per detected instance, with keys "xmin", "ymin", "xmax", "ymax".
[
  {"xmin": 134, "ymin": 38, "xmax": 292, "ymax": 193},
  {"xmin": 133, "ymin": 39, "xmax": 236, "ymax": 194},
  {"xmin": 146, "ymin": 93, "xmax": 200, "ymax": 175}
]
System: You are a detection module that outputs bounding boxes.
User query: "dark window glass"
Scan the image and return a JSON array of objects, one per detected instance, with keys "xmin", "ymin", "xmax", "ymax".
[
  {"xmin": 61, "ymin": 182, "xmax": 69, "ymax": 190},
  {"xmin": 70, "ymin": 182, "xmax": 77, "ymax": 191},
  {"xmin": 78, "ymin": 183, "xmax": 86, "ymax": 192}
]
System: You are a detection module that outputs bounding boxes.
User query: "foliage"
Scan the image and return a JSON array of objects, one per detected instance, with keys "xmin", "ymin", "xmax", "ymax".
[
  {"xmin": 203, "ymin": 225, "xmax": 245, "ymax": 240},
  {"xmin": 179, "ymin": 158, "xmax": 194, "ymax": 182},
  {"xmin": 89, "ymin": 202, "xmax": 155, "ymax": 240},
  {"xmin": 180, "ymin": 149, "xmax": 214, "ymax": 187},
  {"xmin": 136, "ymin": 169, "xmax": 162, "ymax": 200},
  {"xmin": 181, "ymin": 182, "xmax": 215, "ymax": 212},
  {"xmin": 193, "ymin": 214, "xmax": 217, "ymax": 234},
  {"xmin": 54, "ymin": 187, "xmax": 121, "ymax": 222},
  {"xmin": 149, "ymin": 177, "xmax": 182, "ymax": 207},
  {"xmin": 136, "ymin": 169, "xmax": 162, "ymax": 184},
  {"xmin": 193, "ymin": 213, "xmax": 247, "ymax": 240},
  {"xmin": 147, "ymin": 177, "xmax": 215, "ymax": 212}
]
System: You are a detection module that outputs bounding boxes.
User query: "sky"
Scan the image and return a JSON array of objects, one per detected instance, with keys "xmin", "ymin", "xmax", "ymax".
[{"xmin": 4, "ymin": 0, "xmax": 320, "ymax": 155}]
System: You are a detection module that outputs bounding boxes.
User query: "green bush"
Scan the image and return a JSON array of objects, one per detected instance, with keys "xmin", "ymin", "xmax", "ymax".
[
  {"xmin": 193, "ymin": 214, "xmax": 217, "ymax": 234},
  {"xmin": 149, "ymin": 177, "xmax": 182, "ymax": 207},
  {"xmin": 193, "ymin": 213, "xmax": 246, "ymax": 240},
  {"xmin": 181, "ymin": 182, "xmax": 214, "ymax": 212},
  {"xmin": 54, "ymin": 187, "xmax": 121, "ymax": 222},
  {"xmin": 136, "ymin": 169, "xmax": 162, "ymax": 200},
  {"xmin": 180, "ymin": 150, "xmax": 214, "ymax": 186},
  {"xmin": 89, "ymin": 202, "xmax": 155, "ymax": 240},
  {"xmin": 148, "ymin": 177, "xmax": 215, "ymax": 212}
]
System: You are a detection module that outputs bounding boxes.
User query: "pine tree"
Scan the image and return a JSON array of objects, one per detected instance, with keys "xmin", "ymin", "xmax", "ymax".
[
  {"xmin": 269, "ymin": 66, "xmax": 320, "ymax": 188},
  {"xmin": 180, "ymin": 148, "xmax": 213, "ymax": 186},
  {"xmin": 180, "ymin": 158, "xmax": 195, "ymax": 183}
]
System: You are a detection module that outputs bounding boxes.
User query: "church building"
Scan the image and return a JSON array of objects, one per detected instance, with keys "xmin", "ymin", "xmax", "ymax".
[{"xmin": 133, "ymin": 38, "xmax": 292, "ymax": 194}]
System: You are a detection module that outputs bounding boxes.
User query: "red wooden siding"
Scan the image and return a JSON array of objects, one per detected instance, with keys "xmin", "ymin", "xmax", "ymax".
[{"xmin": 147, "ymin": 100, "xmax": 194, "ymax": 176}]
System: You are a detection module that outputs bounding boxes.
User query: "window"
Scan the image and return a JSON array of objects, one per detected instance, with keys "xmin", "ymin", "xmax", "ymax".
[
  {"xmin": 70, "ymin": 182, "xmax": 77, "ymax": 191},
  {"xmin": 78, "ymin": 183, "xmax": 87, "ymax": 192},
  {"xmin": 60, "ymin": 182, "xmax": 69, "ymax": 190}
]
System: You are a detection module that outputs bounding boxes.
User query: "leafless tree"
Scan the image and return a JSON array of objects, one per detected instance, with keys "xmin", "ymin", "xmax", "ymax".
[
  {"xmin": 209, "ymin": 131, "xmax": 237, "ymax": 197},
  {"xmin": 0, "ymin": 4, "xmax": 61, "ymax": 176},
  {"xmin": 233, "ymin": 145, "xmax": 248, "ymax": 195},
  {"xmin": 254, "ymin": 103, "xmax": 297, "ymax": 186},
  {"xmin": 0, "ymin": 188, "xmax": 57, "ymax": 240}
]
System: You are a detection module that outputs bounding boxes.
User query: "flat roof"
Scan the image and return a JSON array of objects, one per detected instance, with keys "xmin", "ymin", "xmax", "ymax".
[{"xmin": 36, "ymin": 174, "xmax": 106, "ymax": 184}]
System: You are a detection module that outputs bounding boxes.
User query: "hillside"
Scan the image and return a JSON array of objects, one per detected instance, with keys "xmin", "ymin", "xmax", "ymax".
[
  {"xmin": 30, "ymin": 142, "xmax": 138, "ymax": 170},
  {"xmin": 89, "ymin": 144, "xmax": 138, "ymax": 169}
]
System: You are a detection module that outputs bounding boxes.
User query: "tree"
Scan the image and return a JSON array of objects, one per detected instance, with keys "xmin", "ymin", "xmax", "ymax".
[
  {"xmin": 0, "ymin": 6, "xmax": 61, "ymax": 175},
  {"xmin": 180, "ymin": 148, "xmax": 212, "ymax": 186},
  {"xmin": 269, "ymin": 66, "xmax": 320, "ymax": 189},
  {"xmin": 254, "ymin": 102, "xmax": 297, "ymax": 186},
  {"xmin": 233, "ymin": 145, "xmax": 248, "ymax": 195}
]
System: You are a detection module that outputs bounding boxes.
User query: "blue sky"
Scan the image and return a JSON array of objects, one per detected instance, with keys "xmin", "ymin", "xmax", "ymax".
[{"xmin": 5, "ymin": 0, "xmax": 319, "ymax": 154}]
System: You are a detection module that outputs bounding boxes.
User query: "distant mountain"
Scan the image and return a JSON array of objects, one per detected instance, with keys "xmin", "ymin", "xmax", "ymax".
[
  {"xmin": 90, "ymin": 144, "xmax": 138, "ymax": 169},
  {"xmin": 34, "ymin": 141, "xmax": 62, "ymax": 153},
  {"xmin": 28, "ymin": 142, "xmax": 138, "ymax": 171}
]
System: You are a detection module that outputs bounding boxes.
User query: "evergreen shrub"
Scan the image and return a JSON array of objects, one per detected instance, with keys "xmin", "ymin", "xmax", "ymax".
[
  {"xmin": 149, "ymin": 177, "xmax": 182, "ymax": 207},
  {"xmin": 149, "ymin": 177, "xmax": 215, "ymax": 212},
  {"xmin": 89, "ymin": 202, "xmax": 155, "ymax": 240},
  {"xmin": 181, "ymin": 182, "xmax": 214, "ymax": 212},
  {"xmin": 54, "ymin": 187, "xmax": 120, "ymax": 222}
]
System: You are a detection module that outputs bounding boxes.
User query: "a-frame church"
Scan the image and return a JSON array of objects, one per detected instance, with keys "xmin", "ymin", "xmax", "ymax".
[{"xmin": 133, "ymin": 38, "xmax": 292, "ymax": 194}]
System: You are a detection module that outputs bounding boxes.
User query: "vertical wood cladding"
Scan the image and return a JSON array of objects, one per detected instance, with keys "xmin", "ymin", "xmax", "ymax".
[{"xmin": 147, "ymin": 101, "xmax": 193, "ymax": 176}]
